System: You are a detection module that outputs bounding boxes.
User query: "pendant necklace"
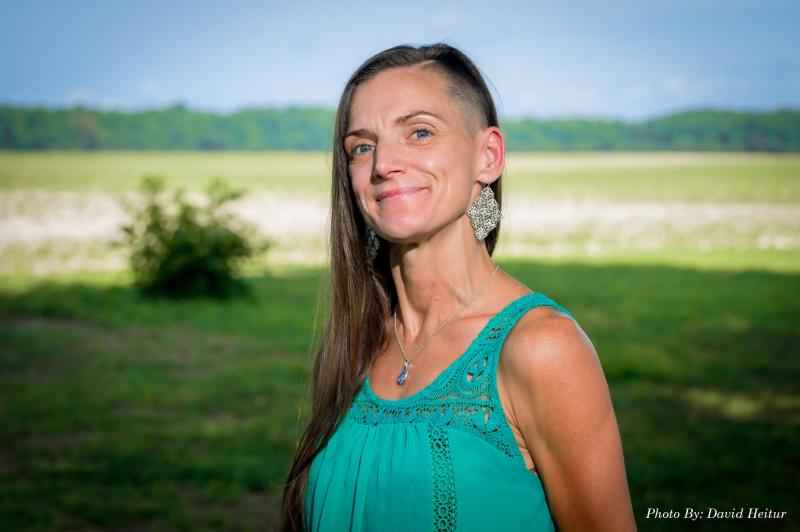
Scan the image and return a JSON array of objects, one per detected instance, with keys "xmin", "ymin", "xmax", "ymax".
[{"xmin": 393, "ymin": 263, "xmax": 501, "ymax": 386}]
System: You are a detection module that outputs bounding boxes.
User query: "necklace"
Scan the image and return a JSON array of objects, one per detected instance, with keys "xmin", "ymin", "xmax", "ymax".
[{"xmin": 392, "ymin": 263, "xmax": 501, "ymax": 386}]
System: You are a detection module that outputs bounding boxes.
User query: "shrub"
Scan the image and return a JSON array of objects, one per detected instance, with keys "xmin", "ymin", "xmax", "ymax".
[{"xmin": 112, "ymin": 175, "xmax": 271, "ymax": 299}]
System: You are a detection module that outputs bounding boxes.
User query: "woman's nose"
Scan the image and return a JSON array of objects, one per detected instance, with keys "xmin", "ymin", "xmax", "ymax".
[{"xmin": 373, "ymin": 142, "xmax": 405, "ymax": 180}]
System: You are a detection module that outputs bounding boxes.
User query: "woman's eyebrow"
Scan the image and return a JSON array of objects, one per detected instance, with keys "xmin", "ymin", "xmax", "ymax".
[{"xmin": 344, "ymin": 110, "xmax": 445, "ymax": 140}]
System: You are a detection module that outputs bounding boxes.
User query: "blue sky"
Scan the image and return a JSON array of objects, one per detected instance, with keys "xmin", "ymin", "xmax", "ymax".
[{"xmin": 2, "ymin": 0, "xmax": 798, "ymax": 120}]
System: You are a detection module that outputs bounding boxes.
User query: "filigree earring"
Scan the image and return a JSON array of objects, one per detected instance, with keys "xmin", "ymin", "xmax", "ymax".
[
  {"xmin": 366, "ymin": 226, "xmax": 380, "ymax": 260},
  {"xmin": 466, "ymin": 184, "xmax": 502, "ymax": 240}
]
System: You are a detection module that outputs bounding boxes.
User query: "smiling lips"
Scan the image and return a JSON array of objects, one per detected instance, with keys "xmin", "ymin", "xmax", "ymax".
[{"xmin": 376, "ymin": 186, "xmax": 425, "ymax": 202}]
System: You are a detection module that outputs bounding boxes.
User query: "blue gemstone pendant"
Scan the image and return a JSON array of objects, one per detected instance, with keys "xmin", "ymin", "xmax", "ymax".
[{"xmin": 396, "ymin": 360, "xmax": 411, "ymax": 385}]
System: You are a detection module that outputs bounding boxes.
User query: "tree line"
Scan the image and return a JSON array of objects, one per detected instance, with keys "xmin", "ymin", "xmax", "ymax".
[{"xmin": 1, "ymin": 104, "xmax": 798, "ymax": 152}]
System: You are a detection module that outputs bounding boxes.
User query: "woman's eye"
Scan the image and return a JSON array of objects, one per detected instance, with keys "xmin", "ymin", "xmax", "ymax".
[
  {"xmin": 350, "ymin": 143, "xmax": 373, "ymax": 157},
  {"xmin": 413, "ymin": 128, "xmax": 433, "ymax": 140},
  {"xmin": 348, "ymin": 130, "xmax": 431, "ymax": 158}
]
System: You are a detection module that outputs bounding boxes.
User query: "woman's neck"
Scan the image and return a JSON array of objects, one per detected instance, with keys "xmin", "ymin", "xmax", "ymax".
[{"xmin": 388, "ymin": 219, "xmax": 496, "ymax": 341}]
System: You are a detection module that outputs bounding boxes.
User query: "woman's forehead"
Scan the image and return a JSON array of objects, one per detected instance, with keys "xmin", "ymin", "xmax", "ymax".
[{"xmin": 349, "ymin": 66, "xmax": 457, "ymax": 127}]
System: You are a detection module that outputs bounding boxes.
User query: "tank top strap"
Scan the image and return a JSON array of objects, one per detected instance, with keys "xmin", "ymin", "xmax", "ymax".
[
  {"xmin": 482, "ymin": 291, "xmax": 575, "ymax": 381},
  {"xmin": 488, "ymin": 291, "xmax": 572, "ymax": 356},
  {"xmin": 457, "ymin": 291, "xmax": 574, "ymax": 394}
]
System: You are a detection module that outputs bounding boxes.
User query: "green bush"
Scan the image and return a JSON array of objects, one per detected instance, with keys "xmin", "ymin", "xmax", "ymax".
[{"xmin": 113, "ymin": 175, "xmax": 271, "ymax": 299}]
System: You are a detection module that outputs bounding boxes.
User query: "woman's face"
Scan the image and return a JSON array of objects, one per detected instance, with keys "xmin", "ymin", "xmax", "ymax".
[{"xmin": 345, "ymin": 65, "xmax": 498, "ymax": 245}]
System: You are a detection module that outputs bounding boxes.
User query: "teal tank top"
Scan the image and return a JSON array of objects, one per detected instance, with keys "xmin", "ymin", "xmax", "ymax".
[{"xmin": 304, "ymin": 291, "xmax": 575, "ymax": 532}]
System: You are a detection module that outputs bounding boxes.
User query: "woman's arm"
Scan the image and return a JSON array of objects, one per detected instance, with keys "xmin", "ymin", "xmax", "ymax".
[{"xmin": 502, "ymin": 311, "xmax": 637, "ymax": 532}]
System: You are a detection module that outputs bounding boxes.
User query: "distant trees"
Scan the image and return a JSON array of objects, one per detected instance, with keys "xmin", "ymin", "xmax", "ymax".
[{"xmin": 1, "ymin": 104, "xmax": 798, "ymax": 152}]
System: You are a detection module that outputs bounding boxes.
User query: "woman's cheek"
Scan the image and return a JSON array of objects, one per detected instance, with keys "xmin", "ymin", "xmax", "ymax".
[{"xmin": 418, "ymin": 152, "xmax": 437, "ymax": 170}]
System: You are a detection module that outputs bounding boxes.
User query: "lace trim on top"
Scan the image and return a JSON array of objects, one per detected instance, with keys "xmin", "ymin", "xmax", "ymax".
[
  {"xmin": 428, "ymin": 424, "xmax": 457, "ymax": 532},
  {"xmin": 351, "ymin": 292, "xmax": 574, "ymax": 464}
]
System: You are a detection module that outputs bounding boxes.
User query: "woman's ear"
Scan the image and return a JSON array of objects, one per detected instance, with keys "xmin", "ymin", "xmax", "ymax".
[{"xmin": 475, "ymin": 126, "xmax": 505, "ymax": 186}]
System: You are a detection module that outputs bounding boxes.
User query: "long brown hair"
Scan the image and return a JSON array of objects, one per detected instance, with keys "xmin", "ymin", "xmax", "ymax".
[{"xmin": 279, "ymin": 42, "xmax": 503, "ymax": 532}]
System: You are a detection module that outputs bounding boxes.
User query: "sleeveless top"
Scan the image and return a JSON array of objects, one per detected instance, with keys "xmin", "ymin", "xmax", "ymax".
[{"xmin": 304, "ymin": 291, "xmax": 576, "ymax": 532}]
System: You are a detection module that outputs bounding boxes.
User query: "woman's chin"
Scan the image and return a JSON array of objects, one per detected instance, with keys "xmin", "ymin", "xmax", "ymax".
[{"xmin": 375, "ymin": 223, "xmax": 430, "ymax": 245}]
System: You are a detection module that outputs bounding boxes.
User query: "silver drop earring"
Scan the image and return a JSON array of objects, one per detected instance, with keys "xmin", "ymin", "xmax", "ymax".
[
  {"xmin": 466, "ymin": 184, "xmax": 502, "ymax": 241},
  {"xmin": 366, "ymin": 226, "xmax": 380, "ymax": 260}
]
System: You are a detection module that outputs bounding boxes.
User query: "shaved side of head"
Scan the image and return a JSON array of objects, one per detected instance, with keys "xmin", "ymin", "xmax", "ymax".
[{"xmin": 419, "ymin": 60, "xmax": 488, "ymax": 137}]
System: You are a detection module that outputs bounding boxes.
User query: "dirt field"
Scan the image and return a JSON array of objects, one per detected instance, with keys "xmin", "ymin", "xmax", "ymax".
[{"xmin": 2, "ymin": 189, "xmax": 799, "ymax": 274}]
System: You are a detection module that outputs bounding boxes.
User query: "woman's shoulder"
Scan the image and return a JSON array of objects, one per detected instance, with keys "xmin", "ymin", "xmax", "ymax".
[
  {"xmin": 498, "ymin": 293, "xmax": 608, "ymax": 451},
  {"xmin": 499, "ymin": 294, "xmax": 597, "ymax": 390}
]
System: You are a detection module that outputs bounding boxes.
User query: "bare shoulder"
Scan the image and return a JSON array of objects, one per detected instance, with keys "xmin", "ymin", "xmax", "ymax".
[
  {"xmin": 501, "ymin": 305, "xmax": 600, "ymax": 383},
  {"xmin": 498, "ymin": 303, "xmax": 609, "ymax": 438}
]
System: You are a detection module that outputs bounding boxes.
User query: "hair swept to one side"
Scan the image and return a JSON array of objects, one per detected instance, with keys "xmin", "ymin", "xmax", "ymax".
[{"xmin": 278, "ymin": 42, "xmax": 503, "ymax": 532}]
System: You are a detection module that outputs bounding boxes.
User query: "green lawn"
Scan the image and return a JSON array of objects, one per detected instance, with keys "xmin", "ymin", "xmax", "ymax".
[{"xmin": 1, "ymin": 259, "xmax": 798, "ymax": 531}]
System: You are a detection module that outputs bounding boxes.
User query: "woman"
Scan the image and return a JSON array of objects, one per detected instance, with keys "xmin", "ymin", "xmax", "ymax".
[{"xmin": 280, "ymin": 43, "xmax": 637, "ymax": 532}]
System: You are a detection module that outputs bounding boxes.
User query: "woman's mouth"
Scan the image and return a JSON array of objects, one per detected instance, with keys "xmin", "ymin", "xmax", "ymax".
[{"xmin": 376, "ymin": 186, "xmax": 425, "ymax": 202}]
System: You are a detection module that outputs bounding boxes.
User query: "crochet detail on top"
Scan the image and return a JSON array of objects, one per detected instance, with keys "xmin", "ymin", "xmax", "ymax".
[
  {"xmin": 427, "ymin": 424, "xmax": 457, "ymax": 532},
  {"xmin": 351, "ymin": 293, "xmax": 574, "ymax": 463}
]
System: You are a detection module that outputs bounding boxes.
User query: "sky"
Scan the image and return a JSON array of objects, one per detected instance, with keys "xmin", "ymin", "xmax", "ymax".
[{"xmin": 2, "ymin": 0, "xmax": 798, "ymax": 120}]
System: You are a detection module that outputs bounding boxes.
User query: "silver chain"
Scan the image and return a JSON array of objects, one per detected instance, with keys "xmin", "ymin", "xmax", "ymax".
[{"xmin": 392, "ymin": 263, "xmax": 501, "ymax": 384}]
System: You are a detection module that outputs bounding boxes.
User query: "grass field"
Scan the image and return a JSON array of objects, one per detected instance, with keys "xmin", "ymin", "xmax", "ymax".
[
  {"xmin": 1, "ymin": 151, "xmax": 799, "ymax": 531},
  {"xmin": 1, "ymin": 150, "xmax": 799, "ymax": 202}
]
